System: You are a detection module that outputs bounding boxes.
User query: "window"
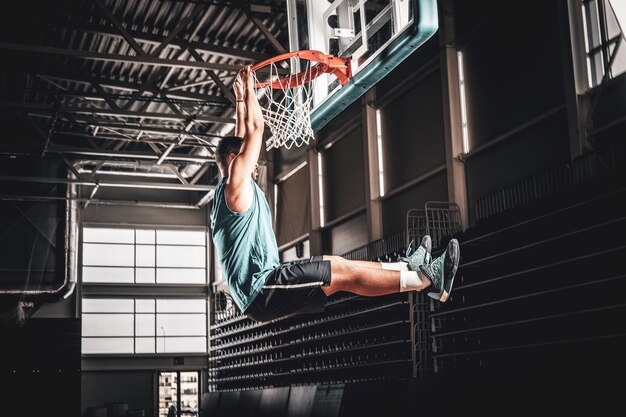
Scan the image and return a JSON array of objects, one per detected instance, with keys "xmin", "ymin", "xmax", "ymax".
[
  {"xmin": 80, "ymin": 226, "xmax": 208, "ymax": 355},
  {"xmin": 82, "ymin": 227, "xmax": 207, "ymax": 284},
  {"xmin": 375, "ymin": 109, "xmax": 385, "ymax": 197},
  {"xmin": 581, "ymin": 0, "xmax": 626, "ymax": 88},
  {"xmin": 159, "ymin": 371, "xmax": 200, "ymax": 417},
  {"xmin": 81, "ymin": 297, "xmax": 207, "ymax": 354}
]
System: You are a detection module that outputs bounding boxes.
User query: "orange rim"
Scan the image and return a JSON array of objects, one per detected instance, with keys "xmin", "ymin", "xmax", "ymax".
[{"xmin": 251, "ymin": 49, "xmax": 352, "ymax": 89}]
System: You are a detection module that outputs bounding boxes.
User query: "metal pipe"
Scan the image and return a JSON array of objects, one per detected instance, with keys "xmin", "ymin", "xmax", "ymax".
[
  {"xmin": 83, "ymin": 184, "xmax": 100, "ymax": 209},
  {"xmin": 0, "ymin": 175, "xmax": 76, "ymax": 295},
  {"xmin": 0, "ymin": 194, "xmax": 200, "ymax": 209},
  {"xmin": 48, "ymin": 147, "xmax": 215, "ymax": 163},
  {"xmin": 0, "ymin": 175, "xmax": 214, "ymax": 192},
  {"xmin": 196, "ymin": 189, "xmax": 216, "ymax": 208},
  {"xmin": 62, "ymin": 173, "xmax": 79, "ymax": 299}
]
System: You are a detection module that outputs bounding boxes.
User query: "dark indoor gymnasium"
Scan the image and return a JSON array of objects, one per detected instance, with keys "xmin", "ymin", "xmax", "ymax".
[{"xmin": 1, "ymin": 0, "xmax": 625, "ymax": 416}]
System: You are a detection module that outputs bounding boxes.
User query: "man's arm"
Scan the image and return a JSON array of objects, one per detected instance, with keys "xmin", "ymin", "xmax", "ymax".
[
  {"xmin": 234, "ymin": 69, "xmax": 246, "ymax": 138},
  {"xmin": 226, "ymin": 66, "xmax": 264, "ymax": 212}
]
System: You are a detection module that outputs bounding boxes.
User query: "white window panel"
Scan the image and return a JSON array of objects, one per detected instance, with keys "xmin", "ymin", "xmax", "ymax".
[
  {"xmin": 82, "ymin": 337, "xmax": 134, "ymax": 354},
  {"xmin": 83, "ymin": 243, "xmax": 134, "ymax": 267},
  {"xmin": 156, "ymin": 337, "xmax": 206, "ymax": 353},
  {"xmin": 136, "ymin": 229, "xmax": 155, "ymax": 244},
  {"xmin": 157, "ymin": 230, "xmax": 205, "ymax": 245},
  {"xmin": 135, "ymin": 337, "xmax": 155, "ymax": 354},
  {"xmin": 135, "ymin": 314, "xmax": 155, "ymax": 336},
  {"xmin": 83, "ymin": 228, "xmax": 134, "ymax": 244},
  {"xmin": 157, "ymin": 246, "xmax": 206, "ymax": 268},
  {"xmin": 136, "ymin": 299, "xmax": 155, "ymax": 313},
  {"xmin": 136, "ymin": 268, "xmax": 155, "ymax": 284},
  {"xmin": 82, "ymin": 267, "xmax": 134, "ymax": 283},
  {"xmin": 157, "ymin": 314, "xmax": 206, "ymax": 336},
  {"xmin": 157, "ymin": 299, "xmax": 206, "ymax": 313},
  {"xmin": 82, "ymin": 298, "xmax": 134, "ymax": 313},
  {"xmin": 136, "ymin": 245, "xmax": 155, "ymax": 267},
  {"xmin": 157, "ymin": 268, "xmax": 206, "ymax": 284},
  {"xmin": 82, "ymin": 314, "xmax": 134, "ymax": 336}
]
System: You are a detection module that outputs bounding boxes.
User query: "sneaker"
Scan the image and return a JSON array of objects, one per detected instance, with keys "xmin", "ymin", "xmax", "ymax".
[
  {"xmin": 419, "ymin": 238, "xmax": 460, "ymax": 302},
  {"xmin": 400, "ymin": 235, "xmax": 432, "ymax": 272}
]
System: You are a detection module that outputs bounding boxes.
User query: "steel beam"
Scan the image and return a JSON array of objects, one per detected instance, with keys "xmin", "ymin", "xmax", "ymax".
[
  {"xmin": 0, "ymin": 175, "xmax": 215, "ymax": 191},
  {"xmin": 50, "ymin": 146, "xmax": 215, "ymax": 163},
  {"xmin": 94, "ymin": 0, "xmax": 148, "ymax": 57},
  {"xmin": 0, "ymin": 194, "xmax": 200, "ymax": 209},
  {"xmin": 29, "ymin": 71, "xmax": 229, "ymax": 104},
  {"xmin": 27, "ymin": 114, "xmax": 223, "ymax": 138},
  {"xmin": 52, "ymin": 130, "xmax": 211, "ymax": 147},
  {"xmin": 3, "ymin": 101, "xmax": 235, "ymax": 124},
  {"xmin": 188, "ymin": 48, "xmax": 237, "ymax": 104},
  {"xmin": 0, "ymin": 42, "xmax": 246, "ymax": 72},
  {"xmin": 1, "ymin": 147, "xmax": 214, "ymax": 164},
  {"xmin": 6, "ymin": 86, "xmax": 222, "ymax": 106},
  {"xmin": 64, "ymin": 23, "xmax": 268, "ymax": 61},
  {"xmin": 150, "ymin": 3, "xmax": 207, "ymax": 58},
  {"xmin": 247, "ymin": 14, "xmax": 287, "ymax": 54}
]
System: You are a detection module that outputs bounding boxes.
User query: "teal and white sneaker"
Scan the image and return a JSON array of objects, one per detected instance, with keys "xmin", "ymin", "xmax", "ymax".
[
  {"xmin": 419, "ymin": 238, "xmax": 460, "ymax": 302},
  {"xmin": 400, "ymin": 235, "xmax": 432, "ymax": 272}
]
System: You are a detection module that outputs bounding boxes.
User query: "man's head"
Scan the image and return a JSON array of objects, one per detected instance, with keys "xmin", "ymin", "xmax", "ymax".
[
  {"xmin": 215, "ymin": 136, "xmax": 259, "ymax": 180},
  {"xmin": 216, "ymin": 136, "xmax": 243, "ymax": 177}
]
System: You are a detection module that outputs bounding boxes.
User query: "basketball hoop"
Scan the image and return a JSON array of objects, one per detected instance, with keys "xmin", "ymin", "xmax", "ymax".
[{"xmin": 251, "ymin": 50, "xmax": 351, "ymax": 150}]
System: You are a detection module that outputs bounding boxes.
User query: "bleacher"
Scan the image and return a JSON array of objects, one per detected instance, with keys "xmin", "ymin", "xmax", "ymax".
[{"xmin": 205, "ymin": 146, "xmax": 626, "ymax": 415}]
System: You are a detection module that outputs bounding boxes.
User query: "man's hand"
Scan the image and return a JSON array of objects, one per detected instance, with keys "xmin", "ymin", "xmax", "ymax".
[
  {"xmin": 234, "ymin": 68, "xmax": 246, "ymax": 101},
  {"xmin": 242, "ymin": 65, "xmax": 255, "ymax": 92}
]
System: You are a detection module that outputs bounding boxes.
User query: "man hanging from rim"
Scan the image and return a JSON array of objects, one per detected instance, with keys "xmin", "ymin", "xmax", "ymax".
[{"xmin": 210, "ymin": 66, "xmax": 460, "ymax": 322}]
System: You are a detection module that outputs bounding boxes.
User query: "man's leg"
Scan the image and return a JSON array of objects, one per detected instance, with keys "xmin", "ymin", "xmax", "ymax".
[
  {"xmin": 347, "ymin": 260, "xmax": 384, "ymax": 269},
  {"xmin": 320, "ymin": 255, "xmax": 431, "ymax": 296},
  {"xmin": 341, "ymin": 235, "xmax": 432, "ymax": 271},
  {"xmin": 321, "ymin": 238, "xmax": 460, "ymax": 301}
]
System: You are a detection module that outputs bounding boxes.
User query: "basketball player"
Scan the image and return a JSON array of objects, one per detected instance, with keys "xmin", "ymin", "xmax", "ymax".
[{"xmin": 210, "ymin": 66, "xmax": 460, "ymax": 322}]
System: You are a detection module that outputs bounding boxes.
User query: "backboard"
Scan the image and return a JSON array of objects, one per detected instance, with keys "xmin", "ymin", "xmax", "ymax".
[{"xmin": 285, "ymin": 0, "xmax": 438, "ymax": 131}]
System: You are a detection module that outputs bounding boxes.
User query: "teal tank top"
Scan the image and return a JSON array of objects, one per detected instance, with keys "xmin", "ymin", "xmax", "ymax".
[{"xmin": 210, "ymin": 178, "xmax": 280, "ymax": 312}]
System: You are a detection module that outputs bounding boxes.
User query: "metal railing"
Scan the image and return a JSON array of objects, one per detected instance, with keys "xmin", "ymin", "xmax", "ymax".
[
  {"xmin": 341, "ymin": 230, "xmax": 406, "ymax": 262},
  {"xmin": 212, "ymin": 291, "xmax": 242, "ymax": 325},
  {"xmin": 474, "ymin": 141, "xmax": 626, "ymax": 222},
  {"xmin": 407, "ymin": 201, "xmax": 463, "ymax": 250}
]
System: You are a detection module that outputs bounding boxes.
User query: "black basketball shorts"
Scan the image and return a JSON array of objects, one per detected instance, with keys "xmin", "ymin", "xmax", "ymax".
[{"xmin": 244, "ymin": 256, "xmax": 332, "ymax": 322}]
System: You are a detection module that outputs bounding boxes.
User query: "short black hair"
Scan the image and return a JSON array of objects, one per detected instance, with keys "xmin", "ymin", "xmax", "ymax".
[{"xmin": 216, "ymin": 136, "xmax": 243, "ymax": 167}]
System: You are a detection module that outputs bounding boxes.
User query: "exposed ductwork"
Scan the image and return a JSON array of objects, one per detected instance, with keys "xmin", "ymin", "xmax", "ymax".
[{"xmin": 0, "ymin": 171, "xmax": 78, "ymax": 297}]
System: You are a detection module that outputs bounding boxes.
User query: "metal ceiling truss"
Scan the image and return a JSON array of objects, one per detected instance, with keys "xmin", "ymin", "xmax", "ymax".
[
  {"xmin": 0, "ymin": 43, "xmax": 249, "ymax": 72},
  {"xmin": 66, "ymin": 23, "xmax": 268, "ymax": 61},
  {"xmin": 0, "ymin": 0, "xmax": 289, "ymax": 209}
]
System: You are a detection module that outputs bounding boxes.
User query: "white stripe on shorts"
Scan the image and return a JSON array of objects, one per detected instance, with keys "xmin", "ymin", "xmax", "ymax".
[{"xmin": 263, "ymin": 281, "xmax": 325, "ymax": 290}]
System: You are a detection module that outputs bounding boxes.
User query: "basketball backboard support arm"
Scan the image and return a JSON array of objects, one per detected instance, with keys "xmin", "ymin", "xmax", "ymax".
[{"xmin": 608, "ymin": 0, "xmax": 626, "ymax": 37}]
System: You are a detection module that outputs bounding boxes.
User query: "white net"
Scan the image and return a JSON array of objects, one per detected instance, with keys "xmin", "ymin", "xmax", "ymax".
[{"xmin": 253, "ymin": 60, "xmax": 316, "ymax": 150}]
